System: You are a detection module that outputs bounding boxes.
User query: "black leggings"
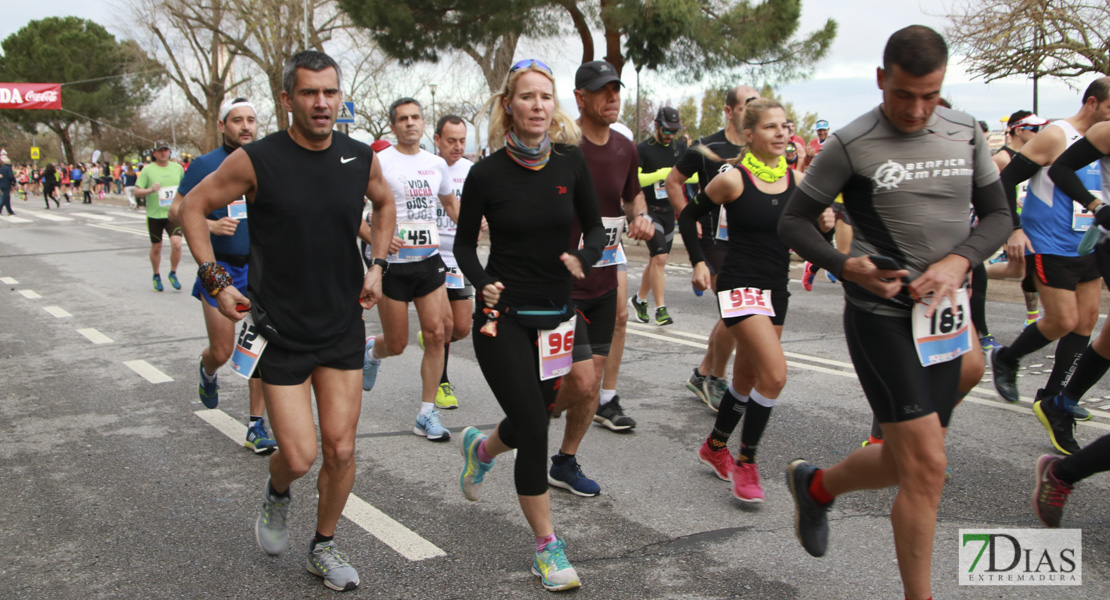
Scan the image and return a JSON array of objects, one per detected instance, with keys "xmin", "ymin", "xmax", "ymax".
[
  {"xmin": 970, "ymin": 261, "xmax": 988, "ymax": 336},
  {"xmin": 471, "ymin": 313, "xmax": 558, "ymax": 496},
  {"xmin": 1056, "ymin": 434, "xmax": 1110, "ymax": 485}
]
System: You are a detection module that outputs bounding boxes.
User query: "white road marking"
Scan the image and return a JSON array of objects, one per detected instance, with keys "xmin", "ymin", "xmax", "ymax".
[
  {"xmin": 43, "ymin": 305, "xmax": 72, "ymax": 318},
  {"xmin": 0, "ymin": 276, "xmax": 17, "ymax": 284},
  {"xmin": 25, "ymin": 211, "xmax": 73, "ymax": 222},
  {"xmin": 0, "ymin": 216, "xmax": 32, "ymax": 223},
  {"xmin": 194, "ymin": 409, "xmax": 447, "ymax": 561},
  {"xmin": 88, "ymin": 223, "xmax": 147, "ymax": 237},
  {"xmin": 69, "ymin": 212, "xmax": 115, "ymax": 221},
  {"xmin": 77, "ymin": 328, "xmax": 114, "ymax": 344},
  {"xmin": 18, "ymin": 289, "xmax": 41, "ymax": 299},
  {"xmin": 123, "ymin": 360, "xmax": 174, "ymax": 383}
]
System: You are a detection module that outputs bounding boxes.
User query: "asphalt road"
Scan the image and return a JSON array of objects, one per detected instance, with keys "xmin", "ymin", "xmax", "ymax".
[{"xmin": 2, "ymin": 195, "xmax": 1109, "ymax": 599}]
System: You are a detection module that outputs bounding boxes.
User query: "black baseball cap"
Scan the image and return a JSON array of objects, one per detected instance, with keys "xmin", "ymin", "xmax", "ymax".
[
  {"xmin": 656, "ymin": 107, "xmax": 681, "ymax": 129},
  {"xmin": 575, "ymin": 61, "xmax": 623, "ymax": 91}
]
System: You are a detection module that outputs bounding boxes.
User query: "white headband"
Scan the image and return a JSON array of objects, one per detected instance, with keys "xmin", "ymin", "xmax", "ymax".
[{"xmin": 219, "ymin": 100, "xmax": 256, "ymax": 122}]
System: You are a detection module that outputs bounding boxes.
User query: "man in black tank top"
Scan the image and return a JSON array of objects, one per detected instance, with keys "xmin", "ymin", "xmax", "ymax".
[{"xmin": 178, "ymin": 50, "xmax": 396, "ymax": 592}]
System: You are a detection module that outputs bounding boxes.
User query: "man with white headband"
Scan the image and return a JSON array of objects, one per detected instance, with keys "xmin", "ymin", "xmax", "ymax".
[{"xmin": 169, "ymin": 97, "xmax": 276, "ymax": 453}]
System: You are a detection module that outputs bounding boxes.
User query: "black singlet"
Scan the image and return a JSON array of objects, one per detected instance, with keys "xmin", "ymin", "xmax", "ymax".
[
  {"xmin": 719, "ymin": 167, "xmax": 795, "ymax": 289},
  {"xmin": 637, "ymin": 136, "xmax": 686, "ymax": 207},
  {"xmin": 674, "ymin": 130, "xmax": 742, "ymax": 240},
  {"xmin": 242, "ymin": 130, "xmax": 373, "ymax": 351}
]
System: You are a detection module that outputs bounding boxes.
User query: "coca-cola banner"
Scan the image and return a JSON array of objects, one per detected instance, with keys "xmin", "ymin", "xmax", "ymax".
[{"xmin": 0, "ymin": 83, "xmax": 63, "ymax": 110}]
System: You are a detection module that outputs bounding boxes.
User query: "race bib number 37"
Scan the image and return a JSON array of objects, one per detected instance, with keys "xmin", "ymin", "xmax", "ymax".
[
  {"xmin": 717, "ymin": 287, "xmax": 774, "ymax": 319},
  {"xmin": 912, "ymin": 288, "xmax": 972, "ymax": 366},
  {"xmin": 158, "ymin": 185, "xmax": 178, "ymax": 208},
  {"xmin": 538, "ymin": 316, "xmax": 575, "ymax": 381}
]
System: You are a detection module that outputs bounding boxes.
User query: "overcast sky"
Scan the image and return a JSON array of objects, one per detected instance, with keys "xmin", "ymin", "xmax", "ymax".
[{"xmin": 2, "ymin": 1, "xmax": 1091, "ymax": 137}]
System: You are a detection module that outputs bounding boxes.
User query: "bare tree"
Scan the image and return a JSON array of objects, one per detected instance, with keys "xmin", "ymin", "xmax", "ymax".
[{"xmin": 945, "ymin": 0, "xmax": 1110, "ymax": 84}]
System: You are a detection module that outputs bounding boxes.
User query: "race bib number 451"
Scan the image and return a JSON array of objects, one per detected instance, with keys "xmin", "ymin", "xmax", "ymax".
[
  {"xmin": 396, "ymin": 221, "xmax": 440, "ymax": 261},
  {"xmin": 912, "ymin": 288, "xmax": 972, "ymax": 366}
]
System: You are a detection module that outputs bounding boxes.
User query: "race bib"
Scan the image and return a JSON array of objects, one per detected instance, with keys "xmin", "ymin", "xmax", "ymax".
[
  {"xmin": 911, "ymin": 288, "xmax": 972, "ymax": 366},
  {"xmin": 580, "ymin": 216, "xmax": 627, "ymax": 267},
  {"xmin": 538, "ymin": 316, "xmax": 575, "ymax": 381},
  {"xmin": 445, "ymin": 267, "xmax": 465, "ymax": 289},
  {"xmin": 717, "ymin": 287, "xmax": 774, "ymax": 319},
  {"xmin": 396, "ymin": 221, "xmax": 440, "ymax": 261},
  {"xmin": 227, "ymin": 197, "xmax": 247, "ymax": 220},
  {"xmin": 230, "ymin": 314, "xmax": 268, "ymax": 379},
  {"xmin": 716, "ymin": 205, "xmax": 728, "ymax": 241},
  {"xmin": 158, "ymin": 185, "xmax": 178, "ymax": 208},
  {"xmin": 653, "ymin": 180, "xmax": 668, "ymax": 200}
]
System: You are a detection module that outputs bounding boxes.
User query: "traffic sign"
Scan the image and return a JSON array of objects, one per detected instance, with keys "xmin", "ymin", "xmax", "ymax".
[
  {"xmin": 337, "ymin": 101, "xmax": 355, "ymax": 124},
  {"xmin": 30, "ymin": 146, "xmax": 40, "ymax": 160}
]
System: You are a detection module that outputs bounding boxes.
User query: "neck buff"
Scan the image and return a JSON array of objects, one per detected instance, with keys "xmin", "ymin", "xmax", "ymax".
[
  {"xmin": 741, "ymin": 152, "xmax": 788, "ymax": 183},
  {"xmin": 505, "ymin": 130, "xmax": 551, "ymax": 170}
]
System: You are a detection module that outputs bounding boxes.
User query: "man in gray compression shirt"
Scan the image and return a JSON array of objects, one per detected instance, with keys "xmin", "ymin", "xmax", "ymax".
[{"xmin": 777, "ymin": 25, "xmax": 1010, "ymax": 600}]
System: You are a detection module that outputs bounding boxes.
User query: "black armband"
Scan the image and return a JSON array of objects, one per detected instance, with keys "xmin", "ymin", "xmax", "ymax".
[
  {"xmin": 677, "ymin": 192, "xmax": 717, "ymax": 266},
  {"xmin": 1049, "ymin": 137, "xmax": 1105, "ymax": 211},
  {"xmin": 1000, "ymin": 152, "xmax": 1042, "ymax": 228}
]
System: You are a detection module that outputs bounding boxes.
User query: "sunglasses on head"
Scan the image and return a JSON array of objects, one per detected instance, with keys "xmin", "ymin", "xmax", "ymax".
[
  {"xmin": 1018, "ymin": 125, "xmax": 1041, "ymax": 132},
  {"xmin": 510, "ymin": 59, "xmax": 553, "ymax": 75}
]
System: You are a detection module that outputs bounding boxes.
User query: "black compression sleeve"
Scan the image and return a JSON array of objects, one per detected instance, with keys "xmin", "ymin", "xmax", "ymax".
[
  {"xmin": 1000, "ymin": 153, "xmax": 1042, "ymax": 228},
  {"xmin": 953, "ymin": 179, "xmax": 1011, "ymax": 267},
  {"xmin": 677, "ymin": 192, "xmax": 716, "ymax": 266},
  {"xmin": 778, "ymin": 189, "xmax": 847, "ymax": 277},
  {"xmin": 1049, "ymin": 137, "xmax": 1104, "ymax": 209},
  {"xmin": 454, "ymin": 170, "xmax": 495, "ymax": 290}
]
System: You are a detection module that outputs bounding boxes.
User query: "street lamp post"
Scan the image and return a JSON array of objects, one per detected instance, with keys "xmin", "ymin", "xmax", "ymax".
[{"xmin": 430, "ymin": 83, "xmax": 438, "ymax": 127}]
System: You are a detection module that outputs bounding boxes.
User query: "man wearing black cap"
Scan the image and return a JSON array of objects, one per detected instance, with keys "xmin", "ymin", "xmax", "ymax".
[
  {"xmin": 548, "ymin": 60, "xmax": 653, "ymax": 497},
  {"xmin": 134, "ymin": 140, "xmax": 186, "ymax": 292},
  {"xmin": 630, "ymin": 106, "xmax": 687, "ymax": 326}
]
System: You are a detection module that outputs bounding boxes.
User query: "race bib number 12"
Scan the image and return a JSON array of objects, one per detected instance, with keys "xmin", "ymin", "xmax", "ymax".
[
  {"xmin": 538, "ymin": 316, "xmax": 575, "ymax": 381},
  {"xmin": 912, "ymin": 288, "xmax": 972, "ymax": 366},
  {"xmin": 230, "ymin": 314, "xmax": 268, "ymax": 379}
]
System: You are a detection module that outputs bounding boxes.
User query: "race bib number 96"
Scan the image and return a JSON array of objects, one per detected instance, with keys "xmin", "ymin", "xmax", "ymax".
[{"xmin": 538, "ymin": 316, "xmax": 575, "ymax": 381}]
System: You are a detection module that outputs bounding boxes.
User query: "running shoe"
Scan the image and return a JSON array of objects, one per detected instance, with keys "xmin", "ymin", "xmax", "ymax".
[
  {"xmin": 306, "ymin": 540, "xmax": 360, "ymax": 592},
  {"xmin": 655, "ymin": 306, "xmax": 673, "ymax": 326},
  {"xmin": 593, "ymin": 395, "xmax": 636, "ymax": 431},
  {"xmin": 1037, "ymin": 388, "xmax": 1092, "ymax": 421},
  {"xmin": 167, "ymin": 271, "xmax": 181, "ymax": 290},
  {"xmin": 686, "ymin": 368, "xmax": 708, "ymax": 404},
  {"xmin": 362, "ymin": 337, "xmax": 381, "ymax": 392},
  {"xmin": 532, "ymin": 537, "xmax": 580, "ymax": 592},
  {"xmin": 703, "ymin": 375, "xmax": 729, "ymax": 412},
  {"xmin": 730, "ymin": 461, "xmax": 764, "ymax": 503},
  {"xmin": 152, "ymin": 274, "xmax": 163, "ymax": 292},
  {"xmin": 459, "ymin": 426, "xmax": 494, "ymax": 501},
  {"xmin": 255, "ymin": 478, "xmax": 290, "ymax": 556},
  {"xmin": 1033, "ymin": 454, "xmax": 1073, "ymax": 528},
  {"xmin": 435, "ymin": 382, "xmax": 459, "ymax": 409},
  {"xmin": 698, "ymin": 440, "xmax": 732, "ymax": 481},
  {"xmin": 1033, "ymin": 399, "xmax": 1080, "ymax": 455},
  {"xmin": 801, "ymin": 261, "xmax": 817, "ymax": 291},
  {"xmin": 548, "ymin": 455, "xmax": 600, "ymax": 497},
  {"xmin": 197, "ymin": 357, "xmax": 218, "ymax": 409},
  {"xmin": 979, "ymin": 334, "xmax": 1002, "ymax": 352},
  {"xmin": 629, "ymin": 294, "xmax": 649, "ymax": 323},
  {"xmin": 786, "ymin": 459, "xmax": 832, "ymax": 557},
  {"xmin": 414, "ymin": 409, "xmax": 451, "ymax": 441},
  {"xmin": 245, "ymin": 419, "xmax": 278, "ymax": 455},
  {"xmin": 990, "ymin": 347, "xmax": 1021, "ymax": 404}
]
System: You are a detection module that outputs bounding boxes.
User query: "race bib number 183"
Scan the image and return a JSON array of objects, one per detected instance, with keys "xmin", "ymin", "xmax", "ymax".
[{"xmin": 912, "ymin": 288, "xmax": 972, "ymax": 366}]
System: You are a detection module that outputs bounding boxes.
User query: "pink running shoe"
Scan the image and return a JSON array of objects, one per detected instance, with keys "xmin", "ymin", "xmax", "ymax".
[
  {"xmin": 698, "ymin": 440, "xmax": 732, "ymax": 481},
  {"xmin": 802, "ymin": 262, "xmax": 817, "ymax": 292},
  {"xmin": 730, "ymin": 461, "xmax": 765, "ymax": 503}
]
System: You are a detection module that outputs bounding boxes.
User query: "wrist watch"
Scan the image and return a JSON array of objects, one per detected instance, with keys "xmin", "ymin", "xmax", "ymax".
[{"xmin": 371, "ymin": 258, "xmax": 389, "ymax": 273}]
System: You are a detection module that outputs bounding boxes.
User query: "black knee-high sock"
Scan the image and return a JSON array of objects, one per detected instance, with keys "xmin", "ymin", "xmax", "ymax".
[
  {"xmin": 870, "ymin": 416, "xmax": 883, "ymax": 440},
  {"xmin": 1061, "ymin": 345, "xmax": 1110, "ymax": 400},
  {"xmin": 738, "ymin": 391, "xmax": 774, "ymax": 462},
  {"xmin": 1056, "ymin": 434, "xmax": 1110, "ymax": 485},
  {"xmin": 440, "ymin": 342, "xmax": 450, "ymax": 384},
  {"xmin": 1042, "ymin": 333, "xmax": 1090, "ymax": 397},
  {"xmin": 708, "ymin": 388, "xmax": 747, "ymax": 450},
  {"xmin": 999, "ymin": 323, "xmax": 1052, "ymax": 364}
]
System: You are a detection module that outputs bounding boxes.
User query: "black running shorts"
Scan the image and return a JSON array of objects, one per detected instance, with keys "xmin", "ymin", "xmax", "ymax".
[
  {"xmin": 383, "ymin": 255, "xmax": 447, "ymax": 302},
  {"xmin": 147, "ymin": 217, "xmax": 183, "ymax": 244},
  {"xmin": 570, "ymin": 289, "xmax": 618, "ymax": 361},
  {"xmin": 256, "ymin": 317, "xmax": 365, "ymax": 386},
  {"xmin": 1026, "ymin": 253, "xmax": 1099, "ymax": 291},
  {"xmin": 843, "ymin": 302, "xmax": 962, "ymax": 427},
  {"xmin": 646, "ymin": 206, "xmax": 675, "ymax": 256}
]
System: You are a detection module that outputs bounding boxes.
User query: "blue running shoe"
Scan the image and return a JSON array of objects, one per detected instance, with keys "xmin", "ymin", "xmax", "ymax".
[
  {"xmin": 198, "ymin": 358, "xmax": 218, "ymax": 409},
  {"xmin": 245, "ymin": 419, "xmax": 278, "ymax": 455},
  {"xmin": 548, "ymin": 455, "xmax": 600, "ymax": 497},
  {"xmin": 459, "ymin": 426, "xmax": 494, "ymax": 501},
  {"xmin": 152, "ymin": 274, "xmax": 163, "ymax": 292},
  {"xmin": 979, "ymin": 334, "xmax": 1002, "ymax": 352},
  {"xmin": 362, "ymin": 337, "xmax": 381, "ymax": 392},
  {"xmin": 167, "ymin": 271, "xmax": 181, "ymax": 290},
  {"xmin": 414, "ymin": 409, "xmax": 450, "ymax": 441},
  {"xmin": 532, "ymin": 537, "xmax": 580, "ymax": 591}
]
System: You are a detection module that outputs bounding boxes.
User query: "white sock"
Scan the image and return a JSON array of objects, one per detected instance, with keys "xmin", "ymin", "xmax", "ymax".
[
  {"xmin": 201, "ymin": 365, "xmax": 217, "ymax": 382},
  {"xmin": 599, "ymin": 389, "xmax": 617, "ymax": 405},
  {"xmin": 420, "ymin": 402, "xmax": 434, "ymax": 415}
]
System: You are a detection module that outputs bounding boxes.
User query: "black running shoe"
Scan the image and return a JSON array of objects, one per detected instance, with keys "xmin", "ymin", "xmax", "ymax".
[
  {"xmin": 1033, "ymin": 399, "xmax": 1080, "ymax": 455},
  {"xmin": 593, "ymin": 395, "xmax": 636, "ymax": 431},
  {"xmin": 991, "ymin": 347, "xmax": 1021, "ymax": 403},
  {"xmin": 786, "ymin": 459, "xmax": 832, "ymax": 557}
]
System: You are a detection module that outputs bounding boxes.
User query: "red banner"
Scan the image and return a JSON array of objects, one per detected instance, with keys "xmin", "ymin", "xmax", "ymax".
[{"xmin": 0, "ymin": 83, "xmax": 62, "ymax": 110}]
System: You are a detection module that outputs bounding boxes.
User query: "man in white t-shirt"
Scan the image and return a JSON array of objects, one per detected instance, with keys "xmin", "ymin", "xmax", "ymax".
[
  {"xmin": 363, "ymin": 98, "xmax": 460, "ymax": 442},
  {"xmin": 427, "ymin": 114, "xmax": 475, "ymax": 410}
]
